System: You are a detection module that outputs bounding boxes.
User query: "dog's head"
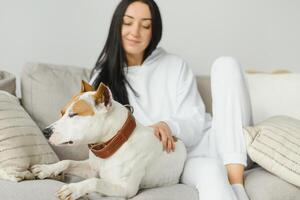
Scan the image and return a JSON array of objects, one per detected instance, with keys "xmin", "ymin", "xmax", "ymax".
[{"xmin": 43, "ymin": 80, "xmax": 114, "ymax": 146}]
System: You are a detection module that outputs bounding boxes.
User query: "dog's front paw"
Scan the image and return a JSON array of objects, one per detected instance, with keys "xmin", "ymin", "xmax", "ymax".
[
  {"xmin": 56, "ymin": 183, "xmax": 83, "ymax": 200},
  {"xmin": 0, "ymin": 169, "xmax": 34, "ymax": 182},
  {"xmin": 31, "ymin": 164, "xmax": 60, "ymax": 179}
]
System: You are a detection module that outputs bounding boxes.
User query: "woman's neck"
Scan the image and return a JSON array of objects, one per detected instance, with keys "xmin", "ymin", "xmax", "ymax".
[{"xmin": 126, "ymin": 53, "xmax": 144, "ymax": 67}]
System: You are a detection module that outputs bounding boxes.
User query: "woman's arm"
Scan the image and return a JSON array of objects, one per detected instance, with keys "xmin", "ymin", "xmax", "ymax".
[{"xmin": 162, "ymin": 61, "xmax": 207, "ymax": 148}]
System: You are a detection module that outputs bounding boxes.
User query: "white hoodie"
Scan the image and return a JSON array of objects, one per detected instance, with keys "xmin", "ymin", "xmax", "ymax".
[{"xmin": 91, "ymin": 47, "xmax": 212, "ymax": 149}]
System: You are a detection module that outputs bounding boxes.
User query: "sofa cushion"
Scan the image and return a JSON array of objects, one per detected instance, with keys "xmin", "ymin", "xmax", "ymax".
[
  {"xmin": 21, "ymin": 62, "xmax": 91, "ymax": 130},
  {"xmin": 0, "ymin": 176, "xmax": 197, "ymax": 200},
  {"xmin": 0, "ymin": 70, "xmax": 16, "ymax": 95},
  {"xmin": 64, "ymin": 174, "xmax": 198, "ymax": 200},
  {"xmin": 246, "ymin": 73, "xmax": 300, "ymax": 124},
  {"xmin": 0, "ymin": 179, "xmax": 125, "ymax": 200},
  {"xmin": 21, "ymin": 62, "xmax": 91, "ymax": 161},
  {"xmin": 0, "ymin": 91, "xmax": 58, "ymax": 182},
  {"xmin": 245, "ymin": 167, "xmax": 300, "ymax": 200},
  {"xmin": 244, "ymin": 115, "xmax": 300, "ymax": 187},
  {"xmin": 132, "ymin": 184, "xmax": 198, "ymax": 200},
  {"xmin": 0, "ymin": 179, "xmax": 64, "ymax": 200}
]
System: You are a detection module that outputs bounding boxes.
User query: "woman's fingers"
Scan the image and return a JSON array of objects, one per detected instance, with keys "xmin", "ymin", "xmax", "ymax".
[
  {"xmin": 160, "ymin": 131, "xmax": 168, "ymax": 151},
  {"xmin": 162, "ymin": 131, "xmax": 174, "ymax": 153},
  {"xmin": 153, "ymin": 128, "xmax": 161, "ymax": 141},
  {"xmin": 171, "ymin": 138, "xmax": 176, "ymax": 152},
  {"xmin": 167, "ymin": 138, "xmax": 173, "ymax": 153},
  {"xmin": 168, "ymin": 136, "xmax": 176, "ymax": 152}
]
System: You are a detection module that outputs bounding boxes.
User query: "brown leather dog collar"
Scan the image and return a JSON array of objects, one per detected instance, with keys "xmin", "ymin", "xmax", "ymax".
[{"xmin": 88, "ymin": 111, "xmax": 136, "ymax": 159}]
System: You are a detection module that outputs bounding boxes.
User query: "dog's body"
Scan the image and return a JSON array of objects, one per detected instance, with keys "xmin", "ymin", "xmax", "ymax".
[{"xmin": 31, "ymin": 82, "xmax": 186, "ymax": 200}]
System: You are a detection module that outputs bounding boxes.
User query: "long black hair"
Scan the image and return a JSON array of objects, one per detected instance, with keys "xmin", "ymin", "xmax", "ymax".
[{"xmin": 90, "ymin": 0, "xmax": 162, "ymax": 105}]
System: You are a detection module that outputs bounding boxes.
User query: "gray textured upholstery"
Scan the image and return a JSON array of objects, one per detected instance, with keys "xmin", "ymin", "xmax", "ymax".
[
  {"xmin": 0, "ymin": 179, "xmax": 64, "ymax": 200},
  {"xmin": 245, "ymin": 167, "xmax": 300, "ymax": 200},
  {"xmin": 0, "ymin": 178, "xmax": 197, "ymax": 200}
]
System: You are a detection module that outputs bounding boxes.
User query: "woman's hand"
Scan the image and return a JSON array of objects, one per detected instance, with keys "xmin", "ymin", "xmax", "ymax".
[{"xmin": 149, "ymin": 121, "xmax": 175, "ymax": 153}]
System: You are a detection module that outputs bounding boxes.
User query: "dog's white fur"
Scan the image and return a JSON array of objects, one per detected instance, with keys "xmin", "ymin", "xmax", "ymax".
[{"xmin": 31, "ymin": 83, "xmax": 186, "ymax": 200}]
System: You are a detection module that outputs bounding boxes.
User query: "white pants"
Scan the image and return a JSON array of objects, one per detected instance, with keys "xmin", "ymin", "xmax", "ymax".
[{"xmin": 181, "ymin": 57, "xmax": 253, "ymax": 200}]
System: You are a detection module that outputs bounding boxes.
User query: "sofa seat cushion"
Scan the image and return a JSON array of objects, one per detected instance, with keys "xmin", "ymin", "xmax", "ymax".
[
  {"xmin": 63, "ymin": 174, "xmax": 198, "ymax": 200},
  {"xmin": 0, "ymin": 178, "xmax": 124, "ymax": 200},
  {"xmin": 245, "ymin": 167, "xmax": 300, "ymax": 200},
  {"xmin": 0, "ymin": 179, "xmax": 64, "ymax": 200},
  {"xmin": 132, "ymin": 184, "xmax": 198, "ymax": 200},
  {"xmin": 2, "ymin": 170, "xmax": 299, "ymax": 200},
  {"xmin": 0, "ymin": 176, "xmax": 198, "ymax": 200}
]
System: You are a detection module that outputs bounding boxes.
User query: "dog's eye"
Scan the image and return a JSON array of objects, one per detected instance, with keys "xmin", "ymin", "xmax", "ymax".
[{"xmin": 68, "ymin": 113, "xmax": 78, "ymax": 118}]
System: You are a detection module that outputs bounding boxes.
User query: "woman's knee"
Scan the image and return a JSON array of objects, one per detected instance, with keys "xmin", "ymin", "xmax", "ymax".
[
  {"xmin": 182, "ymin": 157, "xmax": 227, "ymax": 185},
  {"xmin": 198, "ymin": 158, "xmax": 227, "ymax": 178},
  {"xmin": 182, "ymin": 157, "xmax": 235, "ymax": 200},
  {"xmin": 211, "ymin": 56, "xmax": 242, "ymax": 80}
]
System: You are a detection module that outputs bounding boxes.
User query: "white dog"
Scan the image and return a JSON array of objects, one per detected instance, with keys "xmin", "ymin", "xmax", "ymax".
[{"xmin": 31, "ymin": 81, "xmax": 186, "ymax": 200}]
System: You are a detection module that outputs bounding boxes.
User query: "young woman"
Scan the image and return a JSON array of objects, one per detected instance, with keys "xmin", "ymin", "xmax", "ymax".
[{"xmin": 89, "ymin": 1, "xmax": 253, "ymax": 200}]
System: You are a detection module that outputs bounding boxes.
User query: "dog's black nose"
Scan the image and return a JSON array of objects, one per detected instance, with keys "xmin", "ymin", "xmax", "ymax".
[{"xmin": 42, "ymin": 127, "xmax": 53, "ymax": 139}]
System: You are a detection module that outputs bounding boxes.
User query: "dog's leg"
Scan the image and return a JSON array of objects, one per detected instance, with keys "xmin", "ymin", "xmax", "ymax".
[
  {"xmin": 31, "ymin": 159, "xmax": 95, "ymax": 180},
  {"xmin": 63, "ymin": 160, "xmax": 97, "ymax": 179},
  {"xmin": 56, "ymin": 174, "xmax": 144, "ymax": 200},
  {"xmin": 0, "ymin": 168, "xmax": 34, "ymax": 182}
]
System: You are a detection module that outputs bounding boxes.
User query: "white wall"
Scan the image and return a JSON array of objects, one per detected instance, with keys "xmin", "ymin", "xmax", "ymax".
[{"xmin": 1, "ymin": 0, "xmax": 300, "ymax": 96}]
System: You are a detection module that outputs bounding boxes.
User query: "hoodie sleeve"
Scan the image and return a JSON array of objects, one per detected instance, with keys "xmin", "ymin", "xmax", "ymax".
[{"xmin": 163, "ymin": 61, "xmax": 207, "ymax": 148}]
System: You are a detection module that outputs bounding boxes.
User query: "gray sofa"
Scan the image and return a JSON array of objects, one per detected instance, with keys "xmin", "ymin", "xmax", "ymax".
[{"xmin": 0, "ymin": 63, "xmax": 299, "ymax": 200}]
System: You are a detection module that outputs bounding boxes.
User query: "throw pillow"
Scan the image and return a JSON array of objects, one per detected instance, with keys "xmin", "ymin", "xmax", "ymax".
[
  {"xmin": 244, "ymin": 115, "xmax": 300, "ymax": 187},
  {"xmin": 0, "ymin": 91, "xmax": 59, "ymax": 182}
]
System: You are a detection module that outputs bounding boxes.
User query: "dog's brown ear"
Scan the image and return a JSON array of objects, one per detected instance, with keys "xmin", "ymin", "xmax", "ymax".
[
  {"xmin": 94, "ymin": 82, "xmax": 112, "ymax": 107},
  {"xmin": 81, "ymin": 80, "xmax": 94, "ymax": 93}
]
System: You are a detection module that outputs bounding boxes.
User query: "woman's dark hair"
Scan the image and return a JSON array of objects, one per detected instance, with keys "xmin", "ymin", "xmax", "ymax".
[{"xmin": 90, "ymin": 0, "xmax": 162, "ymax": 105}]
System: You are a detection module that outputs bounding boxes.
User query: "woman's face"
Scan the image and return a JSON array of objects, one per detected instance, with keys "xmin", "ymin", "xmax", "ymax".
[{"xmin": 122, "ymin": 1, "xmax": 152, "ymax": 58}]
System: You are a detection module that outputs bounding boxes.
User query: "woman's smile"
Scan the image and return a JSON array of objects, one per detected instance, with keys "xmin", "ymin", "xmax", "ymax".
[{"xmin": 126, "ymin": 38, "xmax": 142, "ymax": 45}]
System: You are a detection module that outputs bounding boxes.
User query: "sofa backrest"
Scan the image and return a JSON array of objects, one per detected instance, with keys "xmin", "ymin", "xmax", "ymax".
[
  {"xmin": 21, "ymin": 63, "xmax": 300, "ymax": 160},
  {"xmin": 21, "ymin": 63, "xmax": 213, "ymax": 129}
]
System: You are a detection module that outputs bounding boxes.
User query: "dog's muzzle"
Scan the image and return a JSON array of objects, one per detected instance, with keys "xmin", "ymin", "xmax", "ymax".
[{"xmin": 43, "ymin": 126, "xmax": 54, "ymax": 139}]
